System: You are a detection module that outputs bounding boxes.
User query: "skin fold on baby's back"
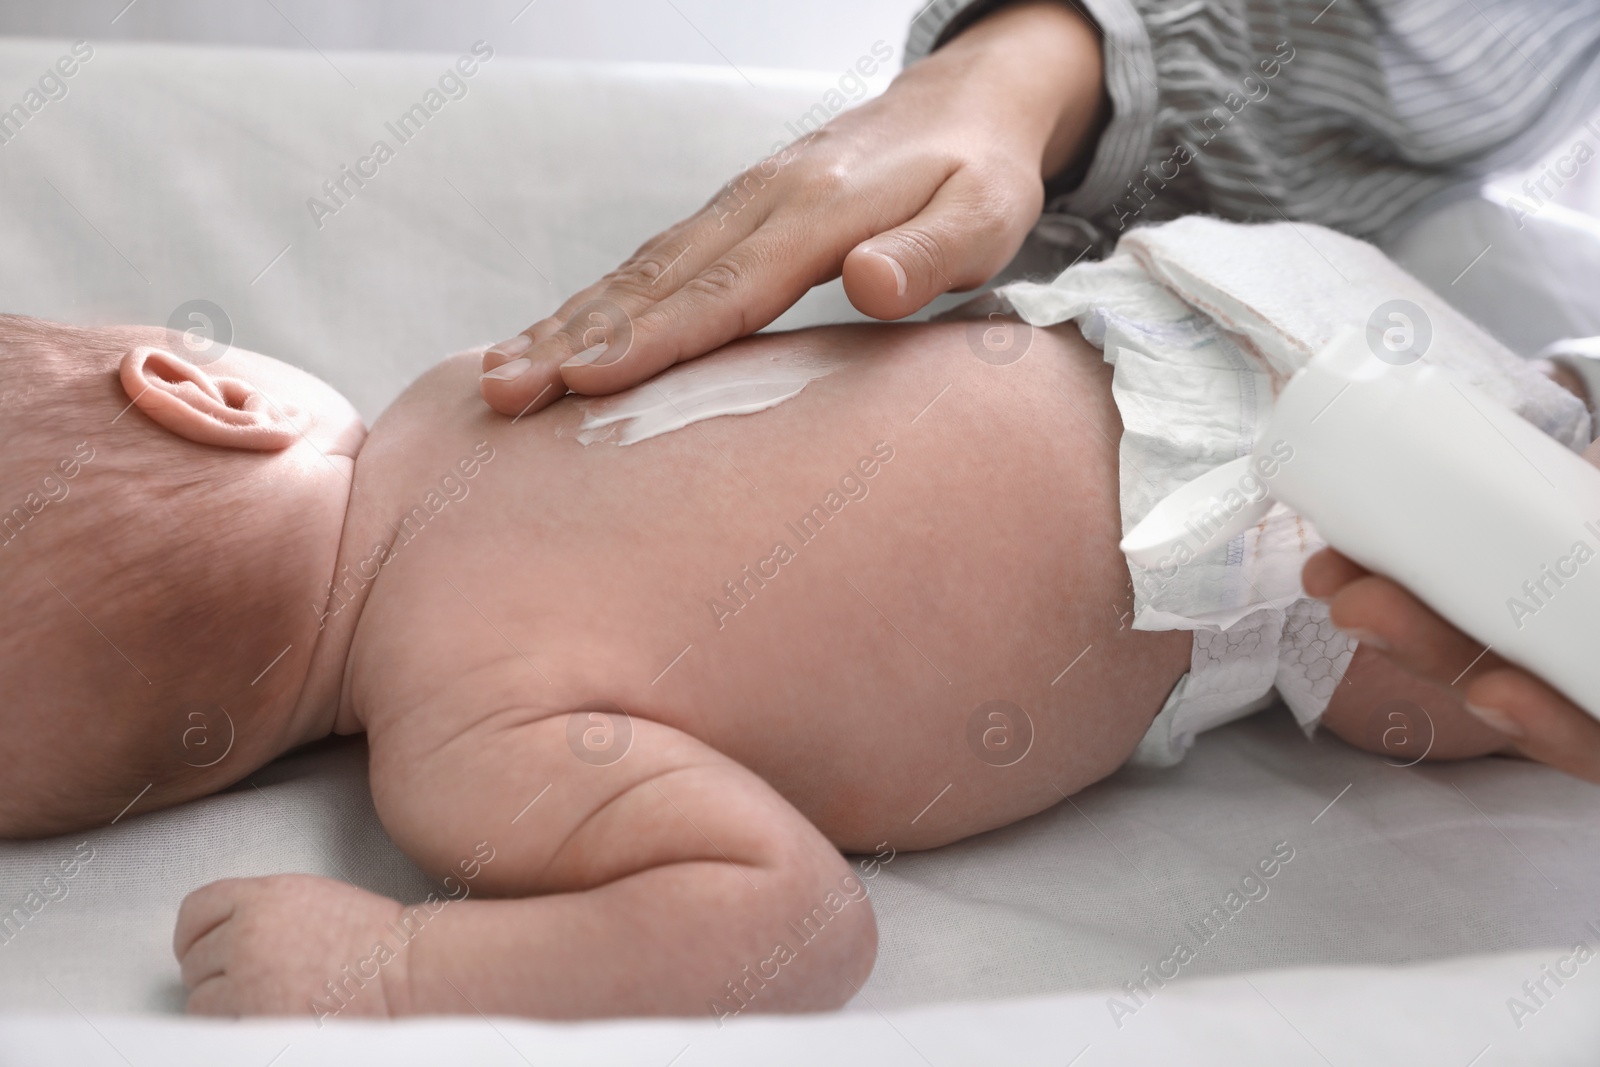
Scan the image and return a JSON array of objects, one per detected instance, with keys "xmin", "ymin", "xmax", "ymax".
[{"xmin": 340, "ymin": 321, "xmax": 1191, "ymax": 855}]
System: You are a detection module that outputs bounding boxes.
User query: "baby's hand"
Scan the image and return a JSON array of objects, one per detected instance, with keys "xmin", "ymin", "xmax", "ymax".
[{"xmin": 174, "ymin": 874, "xmax": 408, "ymax": 1020}]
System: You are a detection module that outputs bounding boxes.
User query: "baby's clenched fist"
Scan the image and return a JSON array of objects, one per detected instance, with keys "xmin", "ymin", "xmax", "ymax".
[{"xmin": 175, "ymin": 874, "xmax": 408, "ymax": 1021}]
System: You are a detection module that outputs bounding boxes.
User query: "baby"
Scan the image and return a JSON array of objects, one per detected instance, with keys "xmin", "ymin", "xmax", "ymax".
[{"xmin": 0, "ymin": 284, "xmax": 1509, "ymax": 1020}]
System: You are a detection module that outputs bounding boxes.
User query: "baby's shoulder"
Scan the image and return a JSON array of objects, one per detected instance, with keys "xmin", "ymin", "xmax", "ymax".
[
  {"xmin": 378, "ymin": 348, "xmax": 493, "ymax": 428},
  {"xmin": 352, "ymin": 349, "xmax": 506, "ymax": 509}
]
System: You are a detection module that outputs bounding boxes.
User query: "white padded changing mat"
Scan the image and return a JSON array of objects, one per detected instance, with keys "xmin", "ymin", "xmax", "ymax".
[{"xmin": 2, "ymin": 36, "xmax": 1600, "ymax": 1063}]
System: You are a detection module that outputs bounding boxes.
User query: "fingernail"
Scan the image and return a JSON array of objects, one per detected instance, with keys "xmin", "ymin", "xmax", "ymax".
[
  {"xmin": 1464, "ymin": 702, "xmax": 1525, "ymax": 739},
  {"xmin": 1340, "ymin": 627, "xmax": 1390, "ymax": 651},
  {"xmin": 562, "ymin": 342, "xmax": 609, "ymax": 370},
  {"xmin": 874, "ymin": 252, "xmax": 908, "ymax": 297},
  {"xmin": 482, "ymin": 357, "xmax": 532, "ymax": 382},
  {"xmin": 487, "ymin": 334, "xmax": 533, "ymax": 359}
]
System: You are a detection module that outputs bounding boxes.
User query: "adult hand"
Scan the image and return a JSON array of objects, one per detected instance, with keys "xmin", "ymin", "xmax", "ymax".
[
  {"xmin": 479, "ymin": 0, "xmax": 1107, "ymax": 416},
  {"xmin": 1304, "ymin": 540, "xmax": 1600, "ymax": 785}
]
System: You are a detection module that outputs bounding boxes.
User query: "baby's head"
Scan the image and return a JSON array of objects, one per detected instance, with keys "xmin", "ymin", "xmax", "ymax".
[{"xmin": 0, "ymin": 315, "xmax": 364, "ymax": 837}]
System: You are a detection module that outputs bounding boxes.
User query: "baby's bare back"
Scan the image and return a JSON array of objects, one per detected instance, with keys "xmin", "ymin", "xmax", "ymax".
[{"xmin": 346, "ymin": 320, "xmax": 1189, "ymax": 855}]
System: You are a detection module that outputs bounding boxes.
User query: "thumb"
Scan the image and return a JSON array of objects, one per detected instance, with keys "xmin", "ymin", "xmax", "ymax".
[{"xmin": 842, "ymin": 166, "xmax": 1041, "ymax": 321}]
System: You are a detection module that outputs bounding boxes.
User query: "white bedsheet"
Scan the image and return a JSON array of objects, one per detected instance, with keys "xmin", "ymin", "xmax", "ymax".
[
  {"xmin": 7, "ymin": 716, "xmax": 1600, "ymax": 1064},
  {"xmin": 5, "ymin": 949, "xmax": 1600, "ymax": 1066},
  {"xmin": 7, "ymin": 717, "xmax": 1600, "ymax": 1063},
  {"xmin": 3, "ymin": 36, "xmax": 1600, "ymax": 1063}
]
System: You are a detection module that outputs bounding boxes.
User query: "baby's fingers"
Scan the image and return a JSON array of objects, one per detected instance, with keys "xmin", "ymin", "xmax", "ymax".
[
  {"xmin": 178, "ymin": 915, "xmax": 232, "ymax": 991},
  {"xmin": 173, "ymin": 879, "xmax": 240, "ymax": 960},
  {"xmin": 185, "ymin": 974, "xmax": 239, "ymax": 1017}
]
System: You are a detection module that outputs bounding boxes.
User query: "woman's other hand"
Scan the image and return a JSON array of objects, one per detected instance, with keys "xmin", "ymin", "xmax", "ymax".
[{"xmin": 1304, "ymin": 537, "xmax": 1600, "ymax": 785}]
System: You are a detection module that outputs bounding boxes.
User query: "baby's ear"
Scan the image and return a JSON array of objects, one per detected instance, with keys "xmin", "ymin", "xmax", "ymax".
[{"xmin": 119, "ymin": 346, "xmax": 299, "ymax": 451}]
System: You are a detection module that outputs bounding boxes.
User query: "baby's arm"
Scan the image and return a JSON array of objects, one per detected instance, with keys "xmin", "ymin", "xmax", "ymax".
[
  {"xmin": 386, "ymin": 710, "xmax": 876, "ymax": 1018},
  {"xmin": 175, "ymin": 707, "xmax": 875, "ymax": 1020}
]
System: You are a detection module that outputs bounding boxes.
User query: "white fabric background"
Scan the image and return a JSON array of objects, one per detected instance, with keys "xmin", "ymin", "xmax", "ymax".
[
  {"xmin": 7, "ymin": 717, "xmax": 1600, "ymax": 1063},
  {"xmin": 4, "ymin": 949, "xmax": 1600, "ymax": 1067},
  {"xmin": 0, "ymin": 0, "xmax": 928, "ymax": 73},
  {"xmin": 3, "ymin": 37, "xmax": 1600, "ymax": 1062}
]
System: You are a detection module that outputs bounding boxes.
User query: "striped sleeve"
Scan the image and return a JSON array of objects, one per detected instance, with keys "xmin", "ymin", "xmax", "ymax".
[{"xmin": 905, "ymin": 0, "xmax": 1600, "ymax": 258}]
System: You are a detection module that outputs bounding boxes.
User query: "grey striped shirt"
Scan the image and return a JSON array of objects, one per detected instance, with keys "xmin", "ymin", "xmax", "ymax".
[{"xmin": 906, "ymin": 0, "xmax": 1600, "ymax": 259}]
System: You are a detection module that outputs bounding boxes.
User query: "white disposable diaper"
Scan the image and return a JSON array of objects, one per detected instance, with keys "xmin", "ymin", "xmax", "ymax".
[{"xmin": 986, "ymin": 217, "xmax": 1590, "ymax": 766}]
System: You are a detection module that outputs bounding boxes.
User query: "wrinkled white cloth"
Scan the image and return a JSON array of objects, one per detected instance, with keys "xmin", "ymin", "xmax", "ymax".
[
  {"xmin": 1542, "ymin": 335, "xmax": 1600, "ymax": 440},
  {"xmin": 991, "ymin": 216, "xmax": 1590, "ymax": 765}
]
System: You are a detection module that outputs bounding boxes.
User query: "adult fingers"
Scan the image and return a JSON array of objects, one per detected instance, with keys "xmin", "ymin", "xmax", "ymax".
[
  {"xmin": 1323, "ymin": 573, "xmax": 1509, "ymax": 689},
  {"xmin": 842, "ymin": 164, "xmax": 1042, "ymax": 321},
  {"xmin": 580, "ymin": 159, "xmax": 1042, "ymax": 378},
  {"xmin": 553, "ymin": 224, "xmax": 832, "ymax": 396},
  {"xmin": 478, "ymin": 177, "xmax": 777, "ymax": 416},
  {"xmin": 480, "ymin": 316, "xmax": 564, "ymax": 373},
  {"xmin": 549, "ymin": 146, "xmax": 958, "ymax": 396},
  {"xmin": 1301, "ymin": 547, "xmax": 1369, "ymax": 599},
  {"xmin": 1467, "ymin": 668, "xmax": 1600, "ymax": 786},
  {"xmin": 479, "ymin": 317, "xmax": 570, "ymax": 420}
]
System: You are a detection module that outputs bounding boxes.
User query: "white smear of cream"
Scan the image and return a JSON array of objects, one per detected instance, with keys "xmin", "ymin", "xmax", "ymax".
[{"xmin": 573, "ymin": 346, "xmax": 843, "ymax": 446}]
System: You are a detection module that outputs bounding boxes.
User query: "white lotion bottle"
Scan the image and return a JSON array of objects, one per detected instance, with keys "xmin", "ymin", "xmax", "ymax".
[{"xmin": 1123, "ymin": 328, "xmax": 1600, "ymax": 720}]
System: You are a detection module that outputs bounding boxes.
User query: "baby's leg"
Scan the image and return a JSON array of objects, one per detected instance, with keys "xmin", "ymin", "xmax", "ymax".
[{"xmin": 176, "ymin": 709, "xmax": 874, "ymax": 1020}]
